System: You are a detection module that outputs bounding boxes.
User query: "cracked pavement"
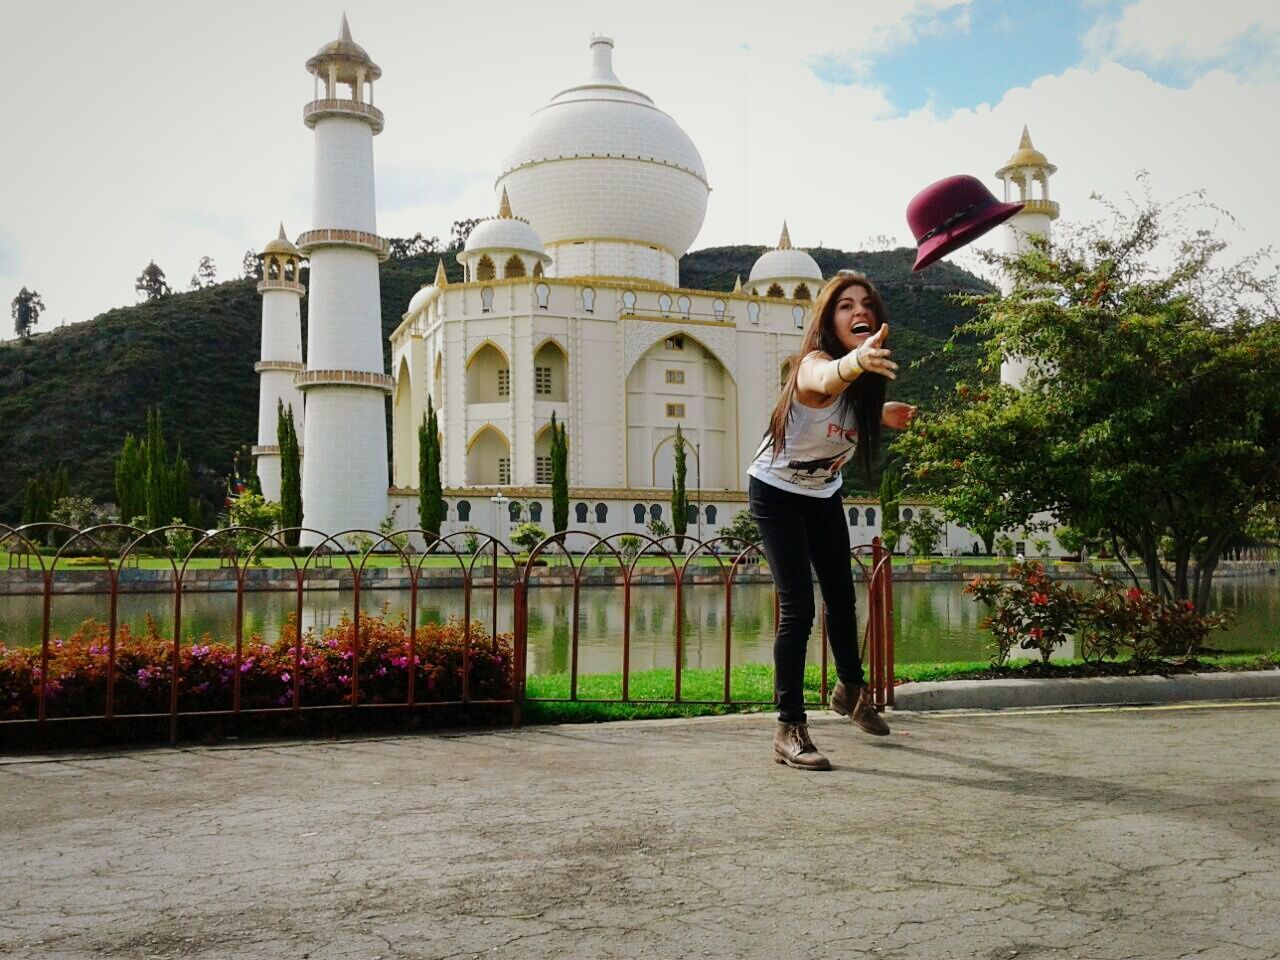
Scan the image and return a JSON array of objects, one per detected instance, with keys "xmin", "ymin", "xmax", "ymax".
[{"xmin": 2, "ymin": 703, "xmax": 1279, "ymax": 959}]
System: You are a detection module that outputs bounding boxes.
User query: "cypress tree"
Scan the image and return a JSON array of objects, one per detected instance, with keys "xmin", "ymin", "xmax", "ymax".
[
  {"xmin": 21, "ymin": 471, "xmax": 51, "ymax": 526},
  {"xmin": 418, "ymin": 396, "xmax": 444, "ymax": 545},
  {"xmin": 277, "ymin": 400, "xmax": 302, "ymax": 546},
  {"xmin": 879, "ymin": 467, "xmax": 901, "ymax": 554},
  {"xmin": 671, "ymin": 424, "xmax": 688, "ymax": 550},
  {"xmin": 551, "ymin": 412, "xmax": 568, "ymax": 533},
  {"xmin": 115, "ymin": 433, "xmax": 148, "ymax": 525},
  {"xmin": 144, "ymin": 408, "xmax": 166, "ymax": 528}
]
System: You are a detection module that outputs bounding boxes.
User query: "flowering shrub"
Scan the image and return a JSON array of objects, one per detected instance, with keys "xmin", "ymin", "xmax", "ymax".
[
  {"xmin": 1078, "ymin": 574, "xmax": 1231, "ymax": 662},
  {"xmin": 965, "ymin": 563, "xmax": 1232, "ymax": 665},
  {"xmin": 964, "ymin": 561, "xmax": 1083, "ymax": 663},
  {"xmin": 0, "ymin": 610, "xmax": 513, "ymax": 722}
]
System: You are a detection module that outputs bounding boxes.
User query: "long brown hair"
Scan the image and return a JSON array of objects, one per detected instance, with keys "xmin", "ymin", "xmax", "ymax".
[{"xmin": 764, "ymin": 271, "xmax": 888, "ymax": 477}]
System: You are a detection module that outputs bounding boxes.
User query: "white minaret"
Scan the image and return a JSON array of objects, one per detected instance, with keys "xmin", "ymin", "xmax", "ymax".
[
  {"xmin": 296, "ymin": 15, "xmax": 392, "ymax": 543},
  {"xmin": 997, "ymin": 127, "xmax": 1060, "ymax": 388},
  {"xmin": 253, "ymin": 225, "xmax": 306, "ymax": 502}
]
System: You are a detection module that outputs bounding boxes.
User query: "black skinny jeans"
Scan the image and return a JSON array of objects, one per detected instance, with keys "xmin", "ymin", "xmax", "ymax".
[{"xmin": 749, "ymin": 476, "xmax": 865, "ymax": 724}]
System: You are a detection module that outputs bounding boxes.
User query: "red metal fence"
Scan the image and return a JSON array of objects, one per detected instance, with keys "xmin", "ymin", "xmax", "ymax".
[{"xmin": 0, "ymin": 523, "xmax": 894, "ymax": 744}]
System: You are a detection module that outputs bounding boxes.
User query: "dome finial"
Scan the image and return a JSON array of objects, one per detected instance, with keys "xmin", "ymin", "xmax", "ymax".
[
  {"xmin": 732, "ymin": 275, "xmax": 743, "ymax": 293},
  {"xmin": 434, "ymin": 259, "xmax": 448, "ymax": 287},
  {"xmin": 277, "ymin": 222, "xmax": 288, "ymax": 242},
  {"xmin": 498, "ymin": 187, "xmax": 513, "ymax": 219},
  {"xmin": 588, "ymin": 35, "xmax": 620, "ymax": 84},
  {"xmin": 339, "ymin": 12, "xmax": 353, "ymax": 43},
  {"xmin": 778, "ymin": 222, "xmax": 792, "ymax": 250}
]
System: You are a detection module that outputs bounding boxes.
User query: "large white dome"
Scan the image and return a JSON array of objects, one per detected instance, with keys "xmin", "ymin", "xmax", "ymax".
[{"xmin": 496, "ymin": 37, "xmax": 709, "ymax": 259}]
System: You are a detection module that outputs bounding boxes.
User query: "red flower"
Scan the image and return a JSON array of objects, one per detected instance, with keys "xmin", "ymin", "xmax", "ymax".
[
  {"xmin": 1031, "ymin": 592, "xmax": 1049, "ymax": 606},
  {"xmin": 1184, "ymin": 600, "xmax": 1195, "ymax": 611},
  {"xmin": 1029, "ymin": 627, "xmax": 1044, "ymax": 640},
  {"xmin": 1126, "ymin": 588, "xmax": 1143, "ymax": 602}
]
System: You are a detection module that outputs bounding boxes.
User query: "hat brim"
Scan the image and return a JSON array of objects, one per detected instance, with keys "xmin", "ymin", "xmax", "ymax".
[{"xmin": 912, "ymin": 200, "xmax": 1025, "ymax": 272}]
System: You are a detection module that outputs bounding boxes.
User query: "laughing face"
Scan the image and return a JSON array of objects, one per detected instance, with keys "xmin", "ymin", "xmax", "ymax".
[{"xmin": 833, "ymin": 283, "xmax": 878, "ymax": 354}]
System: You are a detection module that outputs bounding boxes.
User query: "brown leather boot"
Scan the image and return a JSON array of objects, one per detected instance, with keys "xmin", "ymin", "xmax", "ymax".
[
  {"xmin": 831, "ymin": 680, "xmax": 890, "ymax": 736},
  {"xmin": 772, "ymin": 722, "xmax": 832, "ymax": 770}
]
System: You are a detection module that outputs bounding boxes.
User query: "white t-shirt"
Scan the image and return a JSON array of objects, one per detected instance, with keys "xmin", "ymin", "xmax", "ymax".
[{"xmin": 747, "ymin": 397, "xmax": 857, "ymax": 498}]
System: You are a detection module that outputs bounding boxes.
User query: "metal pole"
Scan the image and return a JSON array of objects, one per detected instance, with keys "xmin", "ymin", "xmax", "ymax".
[{"xmin": 696, "ymin": 442, "xmax": 702, "ymax": 541}]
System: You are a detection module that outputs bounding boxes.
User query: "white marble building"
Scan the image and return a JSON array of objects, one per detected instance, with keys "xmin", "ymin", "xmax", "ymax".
[{"xmin": 257, "ymin": 18, "xmax": 1067, "ymax": 553}]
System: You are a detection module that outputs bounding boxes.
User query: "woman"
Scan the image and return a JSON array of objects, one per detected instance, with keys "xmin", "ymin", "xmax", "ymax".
[{"xmin": 747, "ymin": 271, "xmax": 915, "ymax": 770}]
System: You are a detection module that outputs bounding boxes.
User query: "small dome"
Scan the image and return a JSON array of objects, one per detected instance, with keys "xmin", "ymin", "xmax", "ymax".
[
  {"xmin": 462, "ymin": 189, "xmax": 550, "ymax": 262},
  {"xmin": 407, "ymin": 284, "xmax": 435, "ymax": 315},
  {"xmin": 748, "ymin": 223, "xmax": 822, "ymax": 286},
  {"xmin": 997, "ymin": 126, "xmax": 1056, "ymax": 178},
  {"xmin": 262, "ymin": 223, "xmax": 300, "ymax": 258},
  {"xmin": 306, "ymin": 14, "xmax": 382, "ymax": 81}
]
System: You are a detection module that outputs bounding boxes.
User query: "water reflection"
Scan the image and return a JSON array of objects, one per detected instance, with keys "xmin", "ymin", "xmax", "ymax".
[{"xmin": 1, "ymin": 576, "xmax": 1276, "ymax": 672}]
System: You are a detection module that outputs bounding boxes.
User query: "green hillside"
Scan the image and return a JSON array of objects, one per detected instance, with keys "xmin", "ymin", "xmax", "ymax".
[{"xmin": 0, "ymin": 246, "xmax": 990, "ymax": 523}]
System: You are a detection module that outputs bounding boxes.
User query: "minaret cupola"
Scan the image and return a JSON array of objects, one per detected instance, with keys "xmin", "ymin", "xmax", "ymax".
[
  {"xmin": 304, "ymin": 13, "xmax": 384, "ymax": 133},
  {"xmin": 996, "ymin": 126, "xmax": 1058, "ymax": 221}
]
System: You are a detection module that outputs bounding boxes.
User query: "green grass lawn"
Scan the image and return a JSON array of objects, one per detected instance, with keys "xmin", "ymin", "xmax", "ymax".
[{"xmin": 521, "ymin": 650, "xmax": 1280, "ymax": 724}]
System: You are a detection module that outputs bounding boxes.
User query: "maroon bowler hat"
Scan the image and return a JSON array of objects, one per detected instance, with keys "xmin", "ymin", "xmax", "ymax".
[{"xmin": 907, "ymin": 175, "xmax": 1024, "ymax": 272}]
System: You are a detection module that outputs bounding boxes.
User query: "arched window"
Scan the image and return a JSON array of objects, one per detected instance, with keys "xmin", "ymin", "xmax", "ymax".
[
  {"xmin": 508, "ymin": 501, "xmax": 522, "ymax": 522},
  {"xmin": 902, "ymin": 508, "xmax": 914, "ymax": 521},
  {"xmin": 658, "ymin": 293, "xmax": 672, "ymax": 316},
  {"xmin": 686, "ymin": 504, "xmax": 698, "ymax": 524},
  {"xmin": 793, "ymin": 283, "xmax": 812, "ymax": 301},
  {"xmin": 849, "ymin": 507, "xmax": 859, "ymax": 526},
  {"xmin": 705, "ymin": 505, "xmax": 717, "ymax": 525},
  {"xmin": 480, "ymin": 286, "xmax": 494, "ymax": 313},
  {"xmin": 595, "ymin": 503, "xmax": 608, "ymax": 523},
  {"xmin": 622, "ymin": 290, "xmax": 637, "ymax": 315},
  {"xmin": 532, "ymin": 261, "xmax": 543, "ymax": 278},
  {"xmin": 865, "ymin": 508, "xmax": 876, "ymax": 525},
  {"xmin": 766, "ymin": 282, "xmax": 785, "ymax": 298},
  {"xmin": 792, "ymin": 306, "xmax": 805, "ymax": 329},
  {"xmin": 649, "ymin": 504, "xmax": 662, "ymax": 521},
  {"xmin": 529, "ymin": 502, "xmax": 542, "ymax": 522},
  {"xmin": 476, "ymin": 255, "xmax": 496, "ymax": 281},
  {"xmin": 712, "ymin": 298, "xmax": 726, "ymax": 320},
  {"xmin": 457, "ymin": 500, "xmax": 471, "ymax": 522},
  {"xmin": 535, "ymin": 283, "xmax": 550, "ymax": 310},
  {"xmin": 581, "ymin": 287, "xmax": 595, "ymax": 313},
  {"xmin": 503, "ymin": 255, "xmax": 525, "ymax": 279},
  {"xmin": 677, "ymin": 295, "xmax": 691, "ymax": 318},
  {"xmin": 633, "ymin": 503, "xmax": 646, "ymax": 524},
  {"xmin": 747, "ymin": 302, "xmax": 760, "ymax": 325},
  {"xmin": 575, "ymin": 502, "xmax": 588, "ymax": 523}
]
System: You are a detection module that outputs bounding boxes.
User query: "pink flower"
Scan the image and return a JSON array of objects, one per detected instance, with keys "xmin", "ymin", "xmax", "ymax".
[
  {"xmin": 1030, "ymin": 593, "xmax": 1048, "ymax": 606},
  {"xmin": 281, "ymin": 672, "xmax": 291, "ymax": 683},
  {"xmin": 338, "ymin": 674, "xmax": 350, "ymax": 685}
]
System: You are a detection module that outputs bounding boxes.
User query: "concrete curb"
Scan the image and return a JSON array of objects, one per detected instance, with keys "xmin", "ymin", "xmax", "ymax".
[{"xmin": 893, "ymin": 670, "xmax": 1280, "ymax": 711}]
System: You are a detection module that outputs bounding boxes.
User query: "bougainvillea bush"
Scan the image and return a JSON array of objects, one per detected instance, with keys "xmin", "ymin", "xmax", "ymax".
[
  {"xmin": 965, "ymin": 562, "xmax": 1230, "ymax": 665},
  {"xmin": 0, "ymin": 611, "xmax": 513, "ymax": 721}
]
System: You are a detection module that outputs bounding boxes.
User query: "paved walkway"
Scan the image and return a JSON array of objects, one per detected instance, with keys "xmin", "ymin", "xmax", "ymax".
[{"xmin": 3, "ymin": 704, "xmax": 1279, "ymax": 960}]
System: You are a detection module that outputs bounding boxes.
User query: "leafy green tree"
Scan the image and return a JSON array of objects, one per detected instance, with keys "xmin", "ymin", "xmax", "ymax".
[
  {"xmin": 50, "ymin": 495, "xmax": 98, "ymax": 530},
  {"xmin": 114, "ymin": 433, "xmax": 148, "ymax": 525},
  {"xmin": 901, "ymin": 191, "xmax": 1280, "ymax": 611},
  {"xmin": 242, "ymin": 249, "xmax": 262, "ymax": 280},
  {"xmin": 550, "ymin": 412, "xmax": 569, "ymax": 533},
  {"xmin": 879, "ymin": 467, "xmax": 902, "ymax": 554},
  {"xmin": 277, "ymin": 400, "xmax": 302, "ymax": 546},
  {"xmin": 140, "ymin": 408, "xmax": 191, "ymax": 527},
  {"xmin": 448, "ymin": 218, "xmax": 482, "ymax": 252},
  {"xmin": 135, "ymin": 261, "xmax": 171, "ymax": 301},
  {"xmin": 196, "ymin": 256, "xmax": 217, "ymax": 288},
  {"xmin": 511, "ymin": 522, "xmax": 547, "ymax": 555},
  {"xmin": 21, "ymin": 467, "xmax": 64, "ymax": 526},
  {"xmin": 417, "ymin": 397, "xmax": 444, "ymax": 545},
  {"xmin": 905, "ymin": 507, "xmax": 945, "ymax": 558},
  {"xmin": 11, "ymin": 287, "xmax": 45, "ymax": 340},
  {"xmin": 721, "ymin": 509, "xmax": 761, "ymax": 546},
  {"xmin": 671, "ymin": 425, "xmax": 688, "ymax": 551}
]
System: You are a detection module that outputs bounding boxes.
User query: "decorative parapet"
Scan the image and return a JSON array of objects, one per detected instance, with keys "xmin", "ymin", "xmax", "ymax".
[
  {"xmin": 256, "ymin": 278, "xmax": 306, "ymax": 295},
  {"xmin": 303, "ymin": 98, "xmax": 385, "ymax": 134},
  {"xmin": 1018, "ymin": 198, "xmax": 1060, "ymax": 220},
  {"xmin": 254, "ymin": 360, "xmax": 305, "ymax": 374},
  {"xmin": 251, "ymin": 444, "xmax": 304, "ymax": 457},
  {"xmin": 295, "ymin": 369, "xmax": 394, "ymax": 393},
  {"xmin": 296, "ymin": 227, "xmax": 390, "ymax": 261}
]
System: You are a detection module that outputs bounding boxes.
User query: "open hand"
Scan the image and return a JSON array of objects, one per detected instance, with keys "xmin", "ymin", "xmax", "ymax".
[
  {"xmin": 881, "ymin": 401, "xmax": 918, "ymax": 430},
  {"xmin": 854, "ymin": 324, "xmax": 898, "ymax": 380}
]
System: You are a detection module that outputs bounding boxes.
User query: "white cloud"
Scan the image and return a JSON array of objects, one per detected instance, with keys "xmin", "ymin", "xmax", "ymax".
[
  {"xmin": 0, "ymin": 0, "xmax": 1276, "ymax": 338},
  {"xmin": 1084, "ymin": 0, "xmax": 1280, "ymax": 80}
]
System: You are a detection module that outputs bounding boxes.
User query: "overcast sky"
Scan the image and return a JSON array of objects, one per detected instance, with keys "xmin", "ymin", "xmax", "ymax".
[{"xmin": 2, "ymin": 0, "xmax": 1277, "ymax": 336}]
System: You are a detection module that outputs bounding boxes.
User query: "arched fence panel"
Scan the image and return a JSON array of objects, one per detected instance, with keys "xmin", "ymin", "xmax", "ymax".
[{"xmin": 0, "ymin": 526, "xmax": 893, "ymax": 742}]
